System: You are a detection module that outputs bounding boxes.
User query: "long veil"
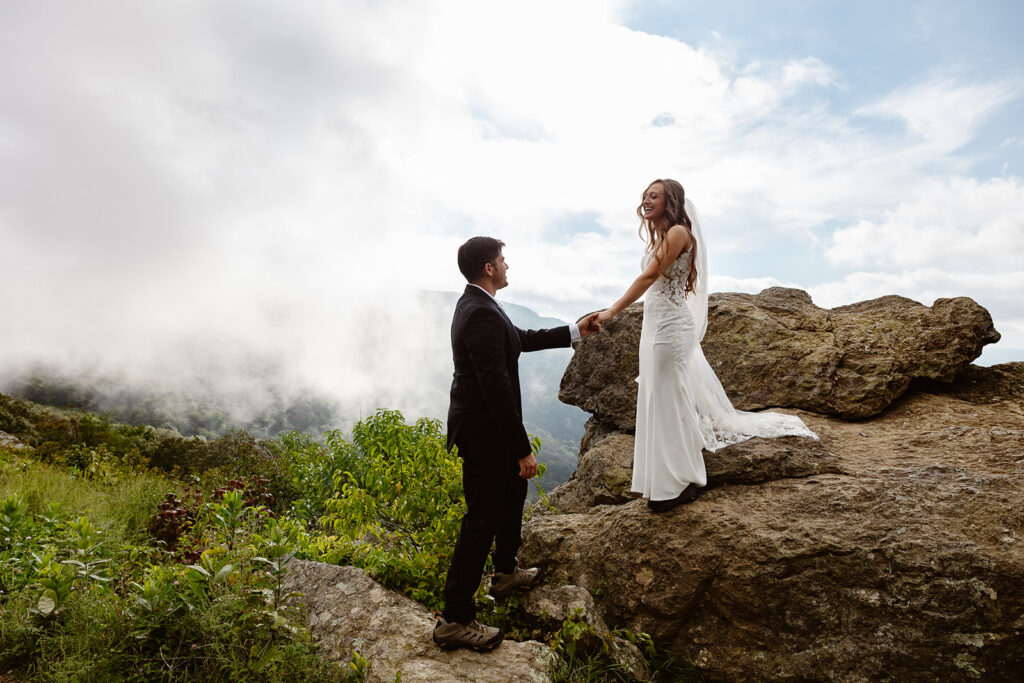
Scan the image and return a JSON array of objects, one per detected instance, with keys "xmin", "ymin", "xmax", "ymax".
[{"xmin": 682, "ymin": 198, "xmax": 818, "ymax": 451}]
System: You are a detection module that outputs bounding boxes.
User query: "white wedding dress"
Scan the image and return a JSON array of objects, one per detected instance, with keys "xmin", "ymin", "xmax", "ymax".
[{"xmin": 632, "ymin": 199, "xmax": 818, "ymax": 502}]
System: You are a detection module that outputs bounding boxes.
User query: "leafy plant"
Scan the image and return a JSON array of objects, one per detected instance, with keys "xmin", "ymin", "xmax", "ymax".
[
  {"xmin": 1, "ymin": 491, "xmax": 25, "ymax": 548},
  {"xmin": 147, "ymin": 488, "xmax": 203, "ymax": 559},
  {"xmin": 251, "ymin": 517, "xmax": 303, "ymax": 613},
  {"xmin": 29, "ymin": 553, "xmax": 76, "ymax": 618},
  {"xmin": 550, "ymin": 608, "xmax": 600, "ymax": 659},
  {"xmin": 314, "ymin": 410, "xmax": 464, "ymax": 610},
  {"xmin": 348, "ymin": 650, "xmax": 370, "ymax": 680}
]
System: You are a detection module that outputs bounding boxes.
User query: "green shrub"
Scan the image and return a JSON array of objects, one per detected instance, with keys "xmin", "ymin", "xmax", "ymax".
[
  {"xmin": 0, "ymin": 458, "xmax": 346, "ymax": 681},
  {"xmin": 307, "ymin": 410, "xmax": 464, "ymax": 611},
  {"xmin": 0, "ymin": 394, "xmax": 37, "ymax": 440}
]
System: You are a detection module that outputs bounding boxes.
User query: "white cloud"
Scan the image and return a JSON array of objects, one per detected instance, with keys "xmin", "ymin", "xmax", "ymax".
[
  {"xmin": 855, "ymin": 78, "xmax": 1022, "ymax": 153},
  {"xmin": 1, "ymin": 0, "xmax": 1022, "ymax": 415},
  {"xmin": 808, "ymin": 269, "xmax": 1023, "ymax": 311},
  {"xmin": 781, "ymin": 57, "xmax": 840, "ymax": 91},
  {"xmin": 710, "ymin": 275, "xmax": 800, "ymax": 293},
  {"xmin": 824, "ymin": 176, "xmax": 1024, "ymax": 269}
]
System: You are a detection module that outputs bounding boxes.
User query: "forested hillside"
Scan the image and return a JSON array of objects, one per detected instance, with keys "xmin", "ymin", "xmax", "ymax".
[{"xmin": 1, "ymin": 291, "xmax": 589, "ymax": 493}]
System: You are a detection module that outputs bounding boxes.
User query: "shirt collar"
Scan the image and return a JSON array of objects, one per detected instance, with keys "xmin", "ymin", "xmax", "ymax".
[{"xmin": 468, "ymin": 283, "xmax": 498, "ymax": 302}]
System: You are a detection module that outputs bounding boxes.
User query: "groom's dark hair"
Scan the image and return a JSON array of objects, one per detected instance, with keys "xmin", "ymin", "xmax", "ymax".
[{"xmin": 457, "ymin": 236, "xmax": 505, "ymax": 281}]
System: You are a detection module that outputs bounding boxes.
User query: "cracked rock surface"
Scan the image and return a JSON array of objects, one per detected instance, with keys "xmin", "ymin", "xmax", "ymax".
[
  {"xmin": 539, "ymin": 289, "xmax": 1018, "ymax": 680},
  {"xmin": 527, "ymin": 360, "xmax": 1024, "ymax": 681},
  {"xmin": 282, "ymin": 561, "xmax": 555, "ymax": 683},
  {"xmin": 560, "ymin": 288, "xmax": 1000, "ymax": 425}
]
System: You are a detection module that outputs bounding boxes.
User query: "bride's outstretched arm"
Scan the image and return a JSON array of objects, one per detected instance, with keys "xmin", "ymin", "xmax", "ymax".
[
  {"xmin": 599, "ymin": 225, "xmax": 691, "ymax": 323},
  {"xmin": 599, "ymin": 264, "xmax": 659, "ymax": 324}
]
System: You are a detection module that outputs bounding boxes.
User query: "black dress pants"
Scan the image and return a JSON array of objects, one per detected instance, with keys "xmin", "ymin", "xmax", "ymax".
[{"xmin": 441, "ymin": 451, "xmax": 528, "ymax": 623}]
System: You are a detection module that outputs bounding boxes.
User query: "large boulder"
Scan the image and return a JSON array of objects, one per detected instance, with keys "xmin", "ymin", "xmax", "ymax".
[
  {"xmin": 283, "ymin": 561, "xmax": 555, "ymax": 683},
  {"xmin": 560, "ymin": 304, "xmax": 644, "ymax": 431},
  {"xmin": 544, "ymin": 428, "xmax": 841, "ymax": 514},
  {"xmin": 560, "ymin": 289, "xmax": 1000, "ymax": 425},
  {"xmin": 518, "ymin": 585, "xmax": 651, "ymax": 682},
  {"xmin": 525, "ymin": 363, "xmax": 1024, "ymax": 681},
  {"xmin": 544, "ymin": 433, "xmax": 641, "ymax": 513}
]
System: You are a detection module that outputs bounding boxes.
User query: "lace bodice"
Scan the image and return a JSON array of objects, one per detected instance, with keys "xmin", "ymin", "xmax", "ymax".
[{"xmin": 643, "ymin": 245, "xmax": 692, "ymax": 307}]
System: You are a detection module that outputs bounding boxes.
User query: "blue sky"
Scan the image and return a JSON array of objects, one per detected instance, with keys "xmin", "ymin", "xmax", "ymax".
[
  {"xmin": 616, "ymin": 2, "xmax": 1024, "ymax": 341},
  {"xmin": 0, "ymin": 0, "xmax": 1021, "ymax": 411}
]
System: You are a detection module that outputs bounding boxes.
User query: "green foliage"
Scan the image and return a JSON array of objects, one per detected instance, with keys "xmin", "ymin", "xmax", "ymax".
[
  {"xmin": 0, "ymin": 438, "xmax": 346, "ymax": 681},
  {"xmin": 550, "ymin": 608, "xmax": 600, "ymax": 659},
  {"xmin": 546, "ymin": 614, "xmax": 705, "ymax": 683},
  {"xmin": 6, "ymin": 370, "xmax": 341, "ymax": 439},
  {"xmin": 270, "ymin": 429, "xmax": 361, "ymax": 521},
  {"xmin": 207, "ymin": 488, "xmax": 250, "ymax": 551},
  {"xmin": 348, "ymin": 650, "xmax": 370, "ymax": 681},
  {"xmin": 311, "ymin": 410, "xmax": 464, "ymax": 611},
  {"xmin": 1, "ymin": 392, "xmax": 321, "ymax": 515},
  {"xmin": 2, "ymin": 393, "xmax": 703, "ymax": 682},
  {"xmin": 0, "ymin": 393, "xmax": 42, "ymax": 440}
]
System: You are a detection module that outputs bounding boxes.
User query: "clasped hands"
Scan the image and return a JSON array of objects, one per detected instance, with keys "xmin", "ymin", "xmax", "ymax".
[{"xmin": 577, "ymin": 309, "xmax": 615, "ymax": 337}]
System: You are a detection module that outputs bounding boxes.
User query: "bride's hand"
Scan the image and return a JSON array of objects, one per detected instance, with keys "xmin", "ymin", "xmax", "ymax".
[
  {"xmin": 597, "ymin": 309, "xmax": 615, "ymax": 325},
  {"xmin": 577, "ymin": 312, "xmax": 602, "ymax": 337}
]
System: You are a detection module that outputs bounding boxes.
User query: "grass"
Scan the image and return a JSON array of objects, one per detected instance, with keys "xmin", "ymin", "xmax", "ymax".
[
  {"xmin": 1, "ymin": 395, "xmax": 706, "ymax": 682},
  {"xmin": 0, "ymin": 449, "xmax": 348, "ymax": 682},
  {"xmin": 0, "ymin": 456, "xmax": 167, "ymax": 544}
]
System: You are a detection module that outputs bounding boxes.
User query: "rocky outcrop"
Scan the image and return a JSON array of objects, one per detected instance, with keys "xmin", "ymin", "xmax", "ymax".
[
  {"xmin": 518, "ymin": 585, "xmax": 650, "ymax": 682},
  {"xmin": 560, "ymin": 289, "xmax": 1000, "ymax": 425},
  {"xmin": 0, "ymin": 430, "xmax": 25, "ymax": 450},
  {"xmin": 282, "ymin": 560, "xmax": 555, "ymax": 683},
  {"xmin": 546, "ymin": 429, "xmax": 842, "ymax": 514},
  {"xmin": 544, "ymin": 433, "xmax": 641, "ymax": 513},
  {"xmin": 560, "ymin": 304, "xmax": 643, "ymax": 431},
  {"xmin": 526, "ymin": 362, "xmax": 1024, "ymax": 681}
]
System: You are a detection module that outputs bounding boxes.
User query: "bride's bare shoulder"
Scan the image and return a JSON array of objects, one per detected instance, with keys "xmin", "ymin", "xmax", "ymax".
[{"xmin": 666, "ymin": 223, "xmax": 693, "ymax": 249}]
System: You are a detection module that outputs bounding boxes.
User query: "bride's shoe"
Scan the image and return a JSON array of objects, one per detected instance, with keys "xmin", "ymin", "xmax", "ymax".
[{"xmin": 647, "ymin": 484, "xmax": 701, "ymax": 513}]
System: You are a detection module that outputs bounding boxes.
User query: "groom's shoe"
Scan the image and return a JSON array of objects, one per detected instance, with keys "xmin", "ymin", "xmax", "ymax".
[
  {"xmin": 433, "ymin": 616, "xmax": 504, "ymax": 651},
  {"xmin": 648, "ymin": 484, "xmax": 701, "ymax": 513},
  {"xmin": 489, "ymin": 565, "xmax": 542, "ymax": 599}
]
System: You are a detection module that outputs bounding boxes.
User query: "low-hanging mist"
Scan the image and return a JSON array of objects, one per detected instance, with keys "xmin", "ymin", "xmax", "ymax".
[{"xmin": 0, "ymin": 290, "xmax": 588, "ymax": 486}]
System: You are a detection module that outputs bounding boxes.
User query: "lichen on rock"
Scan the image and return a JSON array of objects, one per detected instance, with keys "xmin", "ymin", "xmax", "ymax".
[{"xmin": 530, "ymin": 292, "xmax": 1023, "ymax": 681}]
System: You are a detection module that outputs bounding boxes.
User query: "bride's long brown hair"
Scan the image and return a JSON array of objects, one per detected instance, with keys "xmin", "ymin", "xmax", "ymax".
[{"xmin": 637, "ymin": 178, "xmax": 698, "ymax": 294}]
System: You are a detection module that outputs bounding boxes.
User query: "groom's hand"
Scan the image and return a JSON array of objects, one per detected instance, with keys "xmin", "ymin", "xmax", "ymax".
[
  {"xmin": 577, "ymin": 312, "xmax": 602, "ymax": 337},
  {"xmin": 518, "ymin": 453, "xmax": 538, "ymax": 479}
]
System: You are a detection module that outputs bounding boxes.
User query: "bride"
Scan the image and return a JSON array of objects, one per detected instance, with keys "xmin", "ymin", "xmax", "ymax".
[{"xmin": 597, "ymin": 179, "xmax": 817, "ymax": 512}]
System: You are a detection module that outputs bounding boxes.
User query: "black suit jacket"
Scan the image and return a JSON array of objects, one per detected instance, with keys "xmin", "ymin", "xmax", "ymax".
[{"xmin": 447, "ymin": 285, "xmax": 571, "ymax": 461}]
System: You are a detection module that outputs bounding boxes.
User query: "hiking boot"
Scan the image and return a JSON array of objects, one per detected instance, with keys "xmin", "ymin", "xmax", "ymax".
[
  {"xmin": 489, "ymin": 565, "xmax": 542, "ymax": 599},
  {"xmin": 432, "ymin": 616, "xmax": 504, "ymax": 651}
]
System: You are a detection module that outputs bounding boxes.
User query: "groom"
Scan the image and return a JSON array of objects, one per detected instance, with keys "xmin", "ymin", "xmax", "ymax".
[{"xmin": 433, "ymin": 236, "xmax": 600, "ymax": 651}]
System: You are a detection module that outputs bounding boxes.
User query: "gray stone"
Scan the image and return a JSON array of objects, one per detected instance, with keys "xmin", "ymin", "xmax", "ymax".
[
  {"xmin": 524, "ymin": 363, "xmax": 1024, "ymax": 681},
  {"xmin": 0, "ymin": 430, "xmax": 25, "ymax": 450},
  {"xmin": 518, "ymin": 584, "xmax": 651, "ymax": 682},
  {"xmin": 544, "ymin": 433, "xmax": 641, "ymax": 513},
  {"xmin": 518, "ymin": 584, "xmax": 608, "ymax": 636},
  {"xmin": 543, "ymin": 429, "xmax": 839, "ymax": 514},
  {"xmin": 282, "ymin": 560, "xmax": 555, "ymax": 683},
  {"xmin": 560, "ymin": 290, "xmax": 1001, "ymax": 425}
]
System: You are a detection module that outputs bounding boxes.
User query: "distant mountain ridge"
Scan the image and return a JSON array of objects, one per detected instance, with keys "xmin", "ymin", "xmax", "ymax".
[{"xmin": 1, "ymin": 291, "xmax": 588, "ymax": 491}]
